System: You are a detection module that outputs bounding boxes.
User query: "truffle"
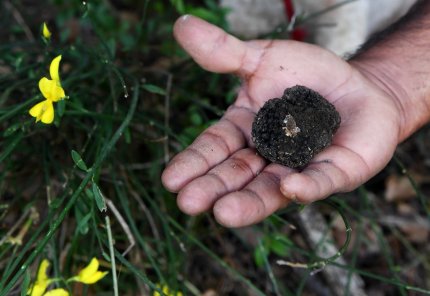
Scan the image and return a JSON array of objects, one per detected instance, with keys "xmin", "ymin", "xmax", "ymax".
[{"xmin": 251, "ymin": 85, "xmax": 341, "ymax": 168}]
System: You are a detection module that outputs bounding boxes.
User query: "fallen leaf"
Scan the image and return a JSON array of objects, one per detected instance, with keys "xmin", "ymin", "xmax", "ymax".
[{"xmin": 385, "ymin": 174, "xmax": 416, "ymax": 202}]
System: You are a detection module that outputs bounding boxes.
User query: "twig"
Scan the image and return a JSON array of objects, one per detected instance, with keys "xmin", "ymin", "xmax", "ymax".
[
  {"xmin": 276, "ymin": 260, "xmax": 309, "ymax": 269},
  {"xmin": 105, "ymin": 216, "xmax": 119, "ymax": 296},
  {"xmin": 293, "ymin": 204, "xmax": 366, "ymax": 296},
  {"xmin": 3, "ymin": 0, "xmax": 35, "ymax": 42},
  {"xmin": 120, "ymin": 168, "xmax": 161, "ymax": 241},
  {"xmin": 129, "ymin": 189, "xmax": 161, "ymax": 241},
  {"xmin": 106, "ymin": 198, "xmax": 135, "ymax": 256},
  {"xmin": 0, "ymin": 207, "xmax": 34, "ymax": 246}
]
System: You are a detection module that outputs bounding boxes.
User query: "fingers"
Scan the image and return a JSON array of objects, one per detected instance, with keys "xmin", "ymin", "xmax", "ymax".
[
  {"xmin": 177, "ymin": 148, "xmax": 266, "ymax": 215},
  {"xmin": 173, "ymin": 15, "xmax": 261, "ymax": 76},
  {"xmin": 175, "ymin": 150, "xmax": 294, "ymax": 228},
  {"xmin": 213, "ymin": 164, "xmax": 293, "ymax": 227},
  {"xmin": 162, "ymin": 106, "xmax": 255, "ymax": 192},
  {"xmin": 280, "ymin": 145, "xmax": 369, "ymax": 204}
]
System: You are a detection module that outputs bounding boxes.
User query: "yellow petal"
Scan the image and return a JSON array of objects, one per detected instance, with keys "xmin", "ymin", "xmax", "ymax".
[
  {"xmin": 38, "ymin": 77, "xmax": 65, "ymax": 102},
  {"xmin": 29, "ymin": 100, "xmax": 54, "ymax": 124},
  {"xmin": 78, "ymin": 258, "xmax": 99, "ymax": 280},
  {"xmin": 152, "ymin": 284, "xmax": 183, "ymax": 296},
  {"xmin": 80, "ymin": 271, "xmax": 108, "ymax": 284},
  {"xmin": 27, "ymin": 282, "xmax": 48, "ymax": 296},
  {"xmin": 40, "ymin": 101, "xmax": 54, "ymax": 124},
  {"xmin": 72, "ymin": 258, "xmax": 108, "ymax": 284},
  {"xmin": 75, "ymin": 258, "xmax": 108, "ymax": 284},
  {"xmin": 37, "ymin": 259, "xmax": 50, "ymax": 283},
  {"xmin": 43, "ymin": 288, "xmax": 69, "ymax": 296},
  {"xmin": 27, "ymin": 259, "xmax": 51, "ymax": 296},
  {"xmin": 29, "ymin": 100, "xmax": 45, "ymax": 121},
  {"xmin": 42, "ymin": 22, "xmax": 51, "ymax": 39},
  {"xmin": 49, "ymin": 55, "xmax": 62, "ymax": 83}
]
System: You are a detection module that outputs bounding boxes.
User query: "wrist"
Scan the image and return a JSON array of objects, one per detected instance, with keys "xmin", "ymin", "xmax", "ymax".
[
  {"xmin": 350, "ymin": 58, "xmax": 414, "ymax": 142},
  {"xmin": 348, "ymin": 0, "xmax": 430, "ymax": 143}
]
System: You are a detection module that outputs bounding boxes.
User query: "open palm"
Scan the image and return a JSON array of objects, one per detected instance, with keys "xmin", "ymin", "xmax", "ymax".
[{"xmin": 162, "ymin": 16, "xmax": 401, "ymax": 227}]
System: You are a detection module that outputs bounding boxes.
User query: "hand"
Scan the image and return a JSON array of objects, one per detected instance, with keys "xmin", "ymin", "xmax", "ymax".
[{"xmin": 162, "ymin": 15, "xmax": 402, "ymax": 227}]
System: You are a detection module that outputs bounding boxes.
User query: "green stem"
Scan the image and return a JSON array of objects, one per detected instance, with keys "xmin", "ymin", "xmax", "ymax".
[
  {"xmin": 105, "ymin": 215, "xmax": 118, "ymax": 296},
  {"xmin": 290, "ymin": 199, "xmax": 352, "ymax": 270}
]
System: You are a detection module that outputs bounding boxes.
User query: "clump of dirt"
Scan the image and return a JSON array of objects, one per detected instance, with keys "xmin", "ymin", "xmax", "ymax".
[{"xmin": 251, "ymin": 85, "xmax": 341, "ymax": 168}]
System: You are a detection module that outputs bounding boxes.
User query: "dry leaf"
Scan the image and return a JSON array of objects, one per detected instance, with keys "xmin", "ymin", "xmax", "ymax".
[{"xmin": 385, "ymin": 174, "xmax": 416, "ymax": 202}]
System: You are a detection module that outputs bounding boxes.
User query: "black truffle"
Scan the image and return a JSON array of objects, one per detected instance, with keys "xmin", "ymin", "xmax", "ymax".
[{"xmin": 251, "ymin": 85, "xmax": 341, "ymax": 168}]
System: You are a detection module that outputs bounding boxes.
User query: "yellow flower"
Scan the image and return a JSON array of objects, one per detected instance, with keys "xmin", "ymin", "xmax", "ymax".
[
  {"xmin": 153, "ymin": 284, "xmax": 183, "ymax": 296},
  {"xmin": 38, "ymin": 77, "xmax": 65, "ymax": 102},
  {"xmin": 43, "ymin": 288, "xmax": 69, "ymax": 296},
  {"xmin": 29, "ymin": 99, "xmax": 54, "ymax": 124},
  {"xmin": 42, "ymin": 22, "xmax": 51, "ymax": 39},
  {"xmin": 71, "ymin": 258, "xmax": 108, "ymax": 284},
  {"xmin": 48, "ymin": 55, "xmax": 62, "ymax": 86},
  {"xmin": 29, "ymin": 55, "xmax": 66, "ymax": 124},
  {"xmin": 27, "ymin": 259, "xmax": 52, "ymax": 296}
]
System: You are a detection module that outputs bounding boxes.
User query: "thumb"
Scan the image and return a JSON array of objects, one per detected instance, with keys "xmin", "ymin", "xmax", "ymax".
[{"xmin": 173, "ymin": 15, "xmax": 259, "ymax": 76}]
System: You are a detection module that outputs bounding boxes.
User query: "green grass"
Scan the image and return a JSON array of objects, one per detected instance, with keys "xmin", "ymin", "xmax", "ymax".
[{"xmin": 0, "ymin": 0, "xmax": 429, "ymax": 295}]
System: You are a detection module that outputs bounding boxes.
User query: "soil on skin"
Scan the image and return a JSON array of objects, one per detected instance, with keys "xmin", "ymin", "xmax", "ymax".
[{"xmin": 251, "ymin": 85, "xmax": 341, "ymax": 168}]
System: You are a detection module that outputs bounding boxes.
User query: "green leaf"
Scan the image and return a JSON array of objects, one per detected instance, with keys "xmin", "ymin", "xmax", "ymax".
[
  {"xmin": 124, "ymin": 127, "xmax": 132, "ymax": 144},
  {"xmin": 76, "ymin": 212, "xmax": 91, "ymax": 234},
  {"xmin": 106, "ymin": 38, "xmax": 117, "ymax": 58},
  {"xmin": 253, "ymin": 245, "xmax": 268, "ymax": 268},
  {"xmin": 14, "ymin": 55, "xmax": 23, "ymax": 71},
  {"xmin": 57, "ymin": 99, "xmax": 66, "ymax": 117},
  {"xmin": 170, "ymin": 0, "xmax": 185, "ymax": 14},
  {"xmin": 102, "ymin": 251, "xmax": 111, "ymax": 262},
  {"xmin": 142, "ymin": 84, "xmax": 166, "ymax": 95},
  {"xmin": 269, "ymin": 238, "xmax": 290, "ymax": 257},
  {"xmin": 187, "ymin": 7, "xmax": 220, "ymax": 24},
  {"xmin": 92, "ymin": 183, "xmax": 107, "ymax": 212},
  {"xmin": 273, "ymin": 234, "xmax": 294, "ymax": 247},
  {"xmin": 85, "ymin": 188, "xmax": 94, "ymax": 199},
  {"xmin": 190, "ymin": 109, "xmax": 202, "ymax": 125},
  {"xmin": 71, "ymin": 150, "xmax": 88, "ymax": 171},
  {"xmin": 49, "ymin": 197, "xmax": 63, "ymax": 209}
]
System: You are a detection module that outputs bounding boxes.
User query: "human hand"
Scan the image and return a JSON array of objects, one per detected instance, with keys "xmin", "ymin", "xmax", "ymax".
[{"xmin": 162, "ymin": 15, "xmax": 402, "ymax": 227}]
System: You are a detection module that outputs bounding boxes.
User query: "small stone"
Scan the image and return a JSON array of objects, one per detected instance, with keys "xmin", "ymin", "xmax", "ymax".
[{"xmin": 251, "ymin": 85, "xmax": 341, "ymax": 168}]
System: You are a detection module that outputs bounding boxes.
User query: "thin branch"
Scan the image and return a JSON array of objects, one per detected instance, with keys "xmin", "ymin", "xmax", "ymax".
[
  {"xmin": 3, "ymin": 0, "xmax": 35, "ymax": 42},
  {"xmin": 106, "ymin": 198, "xmax": 136, "ymax": 256}
]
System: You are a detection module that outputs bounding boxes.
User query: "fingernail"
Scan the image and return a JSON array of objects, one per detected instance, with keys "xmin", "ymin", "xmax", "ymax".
[
  {"xmin": 181, "ymin": 14, "xmax": 191, "ymax": 22},
  {"xmin": 286, "ymin": 194, "xmax": 297, "ymax": 203},
  {"xmin": 280, "ymin": 186, "xmax": 297, "ymax": 202}
]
